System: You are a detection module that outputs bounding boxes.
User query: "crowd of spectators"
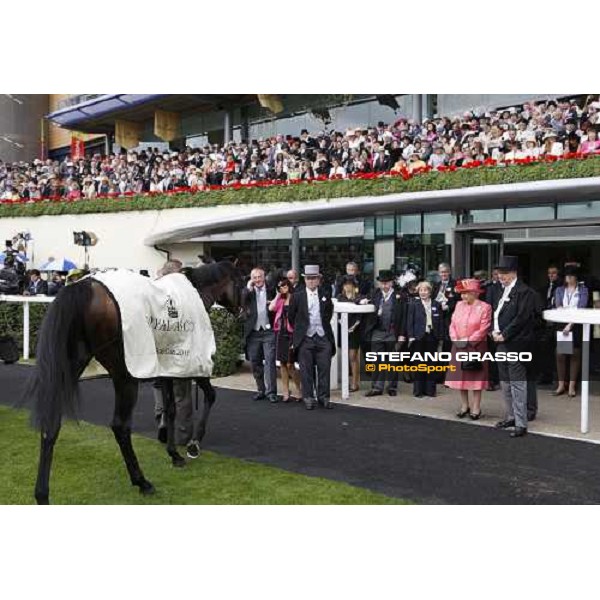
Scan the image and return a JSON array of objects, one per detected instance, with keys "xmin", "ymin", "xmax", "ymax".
[{"xmin": 1, "ymin": 96, "xmax": 599, "ymax": 203}]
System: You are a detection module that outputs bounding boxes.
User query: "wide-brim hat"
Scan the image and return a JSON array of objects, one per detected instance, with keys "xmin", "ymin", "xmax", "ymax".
[
  {"xmin": 341, "ymin": 275, "xmax": 358, "ymax": 286},
  {"xmin": 563, "ymin": 265, "xmax": 580, "ymax": 277},
  {"xmin": 455, "ymin": 278, "xmax": 482, "ymax": 294},
  {"xmin": 376, "ymin": 269, "xmax": 395, "ymax": 282},
  {"xmin": 302, "ymin": 264, "xmax": 322, "ymax": 277},
  {"xmin": 543, "ymin": 131, "xmax": 558, "ymax": 140},
  {"xmin": 495, "ymin": 255, "xmax": 519, "ymax": 272}
]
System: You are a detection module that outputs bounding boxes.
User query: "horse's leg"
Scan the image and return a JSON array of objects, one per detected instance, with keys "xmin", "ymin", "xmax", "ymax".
[
  {"xmin": 187, "ymin": 377, "xmax": 216, "ymax": 459},
  {"xmin": 162, "ymin": 378, "xmax": 185, "ymax": 467},
  {"xmin": 111, "ymin": 375, "xmax": 155, "ymax": 495},
  {"xmin": 34, "ymin": 417, "xmax": 61, "ymax": 505}
]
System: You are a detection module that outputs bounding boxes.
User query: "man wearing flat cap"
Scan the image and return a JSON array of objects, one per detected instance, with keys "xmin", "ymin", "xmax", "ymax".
[
  {"xmin": 488, "ymin": 256, "xmax": 539, "ymax": 437},
  {"xmin": 363, "ymin": 269, "xmax": 405, "ymax": 397},
  {"xmin": 288, "ymin": 265, "xmax": 335, "ymax": 410}
]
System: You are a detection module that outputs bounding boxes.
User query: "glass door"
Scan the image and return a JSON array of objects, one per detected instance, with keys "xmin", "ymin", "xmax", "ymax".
[{"xmin": 468, "ymin": 232, "xmax": 504, "ymax": 278}]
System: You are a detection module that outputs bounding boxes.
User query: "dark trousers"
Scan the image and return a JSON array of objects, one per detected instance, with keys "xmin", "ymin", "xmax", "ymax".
[
  {"xmin": 370, "ymin": 331, "xmax": 398, "ymax": 392},
  {"xmin": 298, "ymin": 334, "xmax": 332, "ymax": 402},
  {"xmin": 246, "ymin": 329, "xmax": 277, "ymax": 397},
  {"xmin": 412, "ymin": 333, "xmax": 438, "ymax": 397},
  {"xmin": 537, "ymin": 325, "xmax": 556, "ymax": 383}
]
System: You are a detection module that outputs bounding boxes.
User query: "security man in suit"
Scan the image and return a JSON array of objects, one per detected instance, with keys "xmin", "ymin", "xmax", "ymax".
[
  {"xmin": 489, "ymin": 256, "xmax": 538, "ymax": 438},
  {"xmin": 242, "ymin": 266, "xmax": 278, "ymax": 403},
  {"xmin": 288, "ymin": 264, "xmax": 335, "ymax": 410},
  {"xmin": 363, "ymin": 269, "xmax": 405, "ymax": 397},
  {"xmin": 432, "ymin": 262, "xmax": 460, "ymax": 380},
  {"xmin": 536, "ymin": 265, "xmax": 562, "ymax": 385}
]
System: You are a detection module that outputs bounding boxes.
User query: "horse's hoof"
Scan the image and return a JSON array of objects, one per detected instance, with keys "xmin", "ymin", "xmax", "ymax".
[
  {"xmin": 157, "ymin": 427, "xmax": 167, "ymax": 444},
  {"xmin": 139, "ymin": 481, "xmax": 156, "ymax": 495},
  {"xmin": 186, "ymin": 441, "xmax": 201, "ymax": 459},
  {"xmin": 171, "ymin": 455, "xmax": 186, "ymax": 468}
]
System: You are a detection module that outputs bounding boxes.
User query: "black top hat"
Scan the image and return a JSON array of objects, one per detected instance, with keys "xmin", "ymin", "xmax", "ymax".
[
  {"xmin": 376, "ymin": 269, "xmax": 395, "ymax": 282},
  {"xmin": 495, "ymin": 256, "xmax": 519, "ymax": 272}
]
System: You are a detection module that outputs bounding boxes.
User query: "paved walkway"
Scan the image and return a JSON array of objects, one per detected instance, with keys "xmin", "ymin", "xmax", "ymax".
[
  {"xmin": 214, "ymin": 364, "xmax": 600, "ymax": 444},
  {"xmin": 5, "ymin": 363, "xmax": 600, "ymax": 504}
]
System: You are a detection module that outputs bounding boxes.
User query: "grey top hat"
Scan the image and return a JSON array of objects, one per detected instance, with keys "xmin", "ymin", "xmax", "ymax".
[{"xmin": 302, "ymin": 264, "xmax": 322, "ymax": 277}]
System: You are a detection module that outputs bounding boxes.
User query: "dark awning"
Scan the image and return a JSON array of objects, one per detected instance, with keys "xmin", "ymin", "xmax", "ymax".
[{"xmin": 46, "ymin": 94, "xmax": 255, "ymax": 134}]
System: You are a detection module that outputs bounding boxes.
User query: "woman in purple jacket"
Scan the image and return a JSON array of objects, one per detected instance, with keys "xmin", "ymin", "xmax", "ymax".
[{"xmin": 553, "ymin": 266, "xmax": 589, "ymax": 398}]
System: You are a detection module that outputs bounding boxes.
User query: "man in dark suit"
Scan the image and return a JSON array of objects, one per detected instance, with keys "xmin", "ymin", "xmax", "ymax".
[
  {"xmin": 489, "ymin": 256, "xmax": 538, "ymax": 438},
  {"xmin": 288, "ymin": 264, "xmax": 335, "ymax": 410},
  {"xmin": 242, "ymin": 267, "xmax": 278, "ymax": 403},
  {"xmin": 334, "ymin": 261, "xmax": 372, "ymax": 297},
  {"xmin": 432, "ymin": 262, "xmax": 459, "ymax": 380},
  {"xmin": 286, "ymin": 268, "xmax": 304, "ymax": 294},
  {"xmin": 363, "ymin": 269, "xmax": 405, "ymax": 397},
  {"xmin": 26, "ymin": 270, "xmax": 48, "ymax": 296},
  {"xmin": 536, "ymin": 265, "xmax": 562, "ymax": 385}
]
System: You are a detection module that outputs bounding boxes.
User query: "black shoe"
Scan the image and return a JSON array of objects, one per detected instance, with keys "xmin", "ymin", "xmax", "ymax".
[
  {"xmin": 495, "ymin": 419, "xmax": 515, "ymax": 429},
  {"xmin": 469, "ymin": 412, "xmax": 483, "ymax": 421},
  {"xmin": 388, "ymin": 389, "xmax": 397, "ymax": 397},
  {"xmin": 319, "ymin": 400, "xmax": 334, "ymax": 409},
  {"xmin": 456, "ymin": 408, "xmax": 470, "ymax": 419},
  {"xmin": 253, "ymin": 393, "xmax": 266, "ymax": 401},
  {"xmin": 510, "ymin": 427, "xmax": 528, "ymax": 438},
  {"xmin": 365, "ymin": 390, "xmax": 383, "ymax": 397},
  {"xmin": 414, "ymin": 393, "xmax": 424, "ymax": 398},
  {"xmin": 267, "ymin": 394, "xmax": 279, "ymax": 403},
  {"xmin": 303, "ymin": 398, "xmax": 316, "ymax": 410},
  {"xmin": 527, "ymin": 412, "xmax": 537, "ymax": 422}
]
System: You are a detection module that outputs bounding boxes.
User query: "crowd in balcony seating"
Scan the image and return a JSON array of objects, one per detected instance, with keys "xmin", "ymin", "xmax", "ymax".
[{"xmin": 0, "ymin": 96, "xmax": 599, "ymax": 203}]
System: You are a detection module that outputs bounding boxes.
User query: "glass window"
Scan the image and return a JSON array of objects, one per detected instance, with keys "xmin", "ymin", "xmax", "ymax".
[
  {"xmin": 396, "ymin": 214, "xmax": 421, "ymax": 235},
  {"xmin": 363, "ymin": 217, "xmax": 375, "ymax": 241},
  {"xmin": 375, "ymin": 216, "xmax": 395, "ymax": 238},
  {"xmin": 505, "ymin": 205, "xmax": 555, "ymax": 222},
  {"xmin": 469, "ymin": 208, "xmax": 505, "ymax": 223},
  {"xmin": 423, "ymin": 212, "xmax": 456, "ymax": 234},
  {"xmin": 557, "ymin": 201, "xmax": 600, "ymax": 219}
]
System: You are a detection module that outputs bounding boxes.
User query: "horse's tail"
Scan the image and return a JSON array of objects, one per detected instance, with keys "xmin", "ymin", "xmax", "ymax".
[{"xmin": 27, "ymin": 279, "xmax": 94, "ymax": 431}]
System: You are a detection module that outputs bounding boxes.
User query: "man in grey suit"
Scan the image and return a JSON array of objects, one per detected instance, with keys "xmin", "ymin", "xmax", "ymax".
[
  {"xmin": 288, "ymin": 264, "xmax": 335, "ymax": 410},
  {"xmin": 489, "ymin": 256, "xmax": 538, "ymax": 438},
  {"xmin": 242, "ymin": 267, "xmax": 278, "ymax": 403}
]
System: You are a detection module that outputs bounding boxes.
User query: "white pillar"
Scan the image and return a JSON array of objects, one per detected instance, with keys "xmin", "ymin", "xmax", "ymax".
[
  {"xmin": 412, "ymin": 94, "xmax": 423, "ymax": 124},
  {"xmin": 582, "ymin": 323, "xmax": 590, "ymax": 434},
  {"xmin": 23, "ymin": 301, "xmax": 30, "ymax": 361},
  {"xmin": 340, "ymin": 312, "xmax": 349, "ymax": 400},
  {"xmin": 223, "ymin": 110, "xmax": 233, "ymax": 144},
  {"xmin": 330, "ymin": 305, "xmax": 339, "ymax": 391}
]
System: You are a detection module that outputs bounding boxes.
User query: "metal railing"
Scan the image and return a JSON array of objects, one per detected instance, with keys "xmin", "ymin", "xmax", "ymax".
[{"xmin": 0, "ymin": 295, "xmax": 54, "ymax": 360}]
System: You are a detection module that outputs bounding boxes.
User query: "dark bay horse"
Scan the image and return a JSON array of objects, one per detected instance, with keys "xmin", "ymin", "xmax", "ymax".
[{"xmin": 28, "ymin": 261, "xmax": 241, "ymax": 504}]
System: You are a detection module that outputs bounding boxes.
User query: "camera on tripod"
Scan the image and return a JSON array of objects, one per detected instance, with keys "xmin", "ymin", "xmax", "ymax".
[{"xmin": 73, "ymin": 231, "xmax": 98, "ymax": 247}]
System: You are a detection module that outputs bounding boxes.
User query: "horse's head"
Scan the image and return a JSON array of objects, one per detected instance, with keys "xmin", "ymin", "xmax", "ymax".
[{"xmin": 184, "ymin": 261, "xmax": 243, "ymax": 316}]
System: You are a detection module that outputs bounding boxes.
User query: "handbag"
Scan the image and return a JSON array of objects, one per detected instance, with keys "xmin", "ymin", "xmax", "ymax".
[{"xmin": 461, "ymin": 359, "xmax": 483, "ymax": 371}]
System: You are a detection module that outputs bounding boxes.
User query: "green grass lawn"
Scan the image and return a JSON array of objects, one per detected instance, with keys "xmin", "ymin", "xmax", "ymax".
[{"xmin": 0, "ymin": 406, "xmax": 404, "ymax": 505}]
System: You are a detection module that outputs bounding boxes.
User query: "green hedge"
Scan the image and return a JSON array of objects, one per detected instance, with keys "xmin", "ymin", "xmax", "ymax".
[
  {"xmin": 0, "ymin": 301, "xmax": 242, "ymax": 378},
  {"xmin": 1, "ymin": 157, "xmax": 599, "ymax": 218}
]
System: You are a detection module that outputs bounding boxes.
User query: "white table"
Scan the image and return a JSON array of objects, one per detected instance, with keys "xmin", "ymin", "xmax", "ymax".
[
  {"xmin": 331, "ymin": 300, "xmax": 375, "ymax": 400},
  {"xmin": 0, "ymin": 294, "xmax": 54, "ymax": 360},
  {"xmin": 543, "ymin": 308, "xmax": 600, "ymax": 433}
]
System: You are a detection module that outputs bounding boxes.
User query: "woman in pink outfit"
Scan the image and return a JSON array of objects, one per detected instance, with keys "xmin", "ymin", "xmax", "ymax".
[{"xmin": 446, "ymin": 279, "xmax": 492, "ymax": 420}]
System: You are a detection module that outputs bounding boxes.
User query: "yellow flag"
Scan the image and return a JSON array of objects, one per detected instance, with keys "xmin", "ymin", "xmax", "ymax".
[
  {"xmin": 115, "ymin": 119, "xmax": 141, "ymax": 149},
  {"xmin": 257, "ymin": 94, "xmax": 283, "ymax": 114},
  {"xmin": 154, "ymin": 109, "xmax": 181, "ymax": 142}
]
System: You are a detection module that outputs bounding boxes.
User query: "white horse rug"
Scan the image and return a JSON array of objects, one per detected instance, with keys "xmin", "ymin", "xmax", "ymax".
[{"xmin": 91, "ymin": 270, "xmax": 215, "ymax": 379}]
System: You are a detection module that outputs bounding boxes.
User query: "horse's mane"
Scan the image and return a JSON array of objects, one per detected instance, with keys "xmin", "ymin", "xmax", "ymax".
[{"xmin": 186, "ymin": 261, "xmax": 238, "ymax": 291}]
